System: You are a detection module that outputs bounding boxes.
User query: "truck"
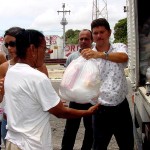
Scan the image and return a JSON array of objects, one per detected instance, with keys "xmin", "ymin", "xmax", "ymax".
[{"xmin": 126, "ymin": 0, "xmax": 150, "ymax": 149}]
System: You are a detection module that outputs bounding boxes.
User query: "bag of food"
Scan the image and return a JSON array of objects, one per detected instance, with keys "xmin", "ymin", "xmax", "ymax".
[{"xmin": 59, "ymin": 56, "xmax": 100, "ymax": 104}]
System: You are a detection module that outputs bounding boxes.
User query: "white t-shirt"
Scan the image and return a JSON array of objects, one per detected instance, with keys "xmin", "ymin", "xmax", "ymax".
[
  {"xmin": 4, "ymin": 63, "xmax": 60, "ymax": 150},
  {"xmin": 94, "ymin": 43, "xmax": 128, "ymax": 106}
]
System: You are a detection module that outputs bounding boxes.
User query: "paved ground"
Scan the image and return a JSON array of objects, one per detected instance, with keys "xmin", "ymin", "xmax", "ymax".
[{"xmin": 50, "ymin": 114, "xmax": 119, "ymax": 150}]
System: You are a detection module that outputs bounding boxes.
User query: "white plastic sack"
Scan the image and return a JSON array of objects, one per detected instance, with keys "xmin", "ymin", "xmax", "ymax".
[{"xmin": 59, "ymin": 56, "xmax": 100, "ymax": 104}]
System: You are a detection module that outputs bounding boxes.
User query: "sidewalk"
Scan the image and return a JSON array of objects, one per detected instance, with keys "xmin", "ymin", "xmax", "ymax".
[{"xmin": 47, "ymin": 64, "xmax": 65, "ymax": 79}]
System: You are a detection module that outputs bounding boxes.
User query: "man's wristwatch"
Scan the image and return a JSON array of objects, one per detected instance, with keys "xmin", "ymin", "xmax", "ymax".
[{"xmin": 103, "ymin": 51, "xmax": 109, "ymax": 59}]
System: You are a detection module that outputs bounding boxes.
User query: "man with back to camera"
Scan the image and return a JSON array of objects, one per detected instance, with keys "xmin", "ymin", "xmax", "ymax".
[
  {"xmin": 61, "ymin": 29, "xmax": 94, "ymax": 150},
  {"xmin": 81, "ymin": 18, "xmax": 134, "ymax": 150}
]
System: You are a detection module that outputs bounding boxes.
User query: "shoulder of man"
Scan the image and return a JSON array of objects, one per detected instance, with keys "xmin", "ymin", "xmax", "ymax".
[
  {"xmin": 112, "ymin": 43, "xmax": 127, "ymax": 48},
  {"xmin": 68, "ymin": 51, "xmax": 80, "ymax": 59},
  {"xmin": 111, "ymin": 43, "xmax": 127, "ymax": 53},
  {"xmin": 65, "ymin": 51, "xmax": 80, "ymax": 67}
]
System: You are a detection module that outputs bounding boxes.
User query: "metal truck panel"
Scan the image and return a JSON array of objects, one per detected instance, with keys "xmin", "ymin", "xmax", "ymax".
[
  {"xmin": 127, "ymin": 0, "xmax": 139, "ymax": 88},
  {"xmin": 127, "ymin": 0, "xmax": 150, "ymax": 149}
]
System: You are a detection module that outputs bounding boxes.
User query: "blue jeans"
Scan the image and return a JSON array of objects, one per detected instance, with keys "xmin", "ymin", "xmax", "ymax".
[{"xmin": 1, "ymin": 118, "xmax": 7, "ymax": 146}]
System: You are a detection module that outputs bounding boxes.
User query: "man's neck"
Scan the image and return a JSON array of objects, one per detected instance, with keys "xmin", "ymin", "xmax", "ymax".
[{"xmin": 96, "ymin": 43, "xmax": 110, "ymax": 52}]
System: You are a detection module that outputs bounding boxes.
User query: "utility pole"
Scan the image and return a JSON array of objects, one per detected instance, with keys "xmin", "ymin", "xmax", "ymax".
[
  {"xmin": 57, "ymin": 3, "xmax": 70, "ymax": 57},
  {"xmin": 92, "ymin": 0, "xmax": 108, "ymax": 20}
]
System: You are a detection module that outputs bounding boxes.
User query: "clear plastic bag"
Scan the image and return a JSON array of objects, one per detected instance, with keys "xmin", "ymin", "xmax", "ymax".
[{"xmin": 59, "ymin": 56, "xmax": 100, "ymax": 104}]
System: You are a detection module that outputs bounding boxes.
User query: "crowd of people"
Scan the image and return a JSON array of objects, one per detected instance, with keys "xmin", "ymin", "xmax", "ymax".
[{"xmin": 0, "ymin": 18, "xmax": 134, "ymax": 150}]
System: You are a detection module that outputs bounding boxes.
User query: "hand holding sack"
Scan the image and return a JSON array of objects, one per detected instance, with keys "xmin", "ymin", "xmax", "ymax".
[{"xmin": 59, "ymin": 56, "xmax": 100, "ymax": 104}]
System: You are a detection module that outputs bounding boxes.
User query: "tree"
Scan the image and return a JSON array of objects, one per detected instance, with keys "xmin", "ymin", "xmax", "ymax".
[
  {"xmin": 113, "ymin": 18, "xmax": 127, "ymax": 44},
  {"xmin": 65, "ymin": 29, "xmax": 80, "ymax": 44}
]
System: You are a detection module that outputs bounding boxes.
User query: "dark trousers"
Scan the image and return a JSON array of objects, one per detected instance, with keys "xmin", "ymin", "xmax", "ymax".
[
  {"xmin": 61, "ymin": 102, "xmax": 93, "ymax": 150},
  {"xmin": 0, "ymin": 122, "xmax": 1, "ymax": 150},
  {"xmin": 1, "ymin": 118, "xmax": 7, "ymax": 146},
  {"xmin": 93, "ymin": 98, "xmax": 134, "ymax": 150}
]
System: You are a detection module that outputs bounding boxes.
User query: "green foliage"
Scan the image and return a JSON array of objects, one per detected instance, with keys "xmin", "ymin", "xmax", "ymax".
[
  {"xmin": 65, "ymin": 29, "xmax": 80, "ymax": 44},
  {"xmin": 65, "ymin": 18, "xmax": 127, "ymax": 45},
  {"xmin": 113, "ymin": 18, "xmax": 127, "ymax": 44}
]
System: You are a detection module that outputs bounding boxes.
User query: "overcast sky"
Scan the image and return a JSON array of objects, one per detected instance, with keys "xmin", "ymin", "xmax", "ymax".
[{"xmin": 0, "ymin": 0, "xmax": 126, "ymax": 37}]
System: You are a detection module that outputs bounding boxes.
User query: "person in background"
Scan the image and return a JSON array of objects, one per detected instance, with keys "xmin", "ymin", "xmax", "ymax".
[
  {"xmin": 0, "ymin": 48, "xmax": 7, "ymax": 150},
  {"xmin": 1, "ymin": 29, "xmax": 99, "ymax": 150},
  {"xmin": 0, "ymin": 27, "xmax": 23, "ymax": 148},
  {"xmin": 0, "ymin": 27, "xmax": 49, "ymax": 147},
  {"xmin": 61, "ymin": 29, "xmax": 94, "ymax": 150},
  {"xmin": 81, "ymin": 18, "xmax": 134, "ymax": 150}
]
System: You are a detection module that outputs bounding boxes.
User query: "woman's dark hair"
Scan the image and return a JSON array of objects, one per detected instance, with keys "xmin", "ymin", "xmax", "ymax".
[
  {"xmin": 15, "ymin": 29, "xmax": 45, "ymax": 59},
  {"xmin": 91, "ymin": 18, "xmax": 110, "ymax": 31},
  {"xmin": 4, "ymin": 27, "xmax": 24, "ymax": 38}
]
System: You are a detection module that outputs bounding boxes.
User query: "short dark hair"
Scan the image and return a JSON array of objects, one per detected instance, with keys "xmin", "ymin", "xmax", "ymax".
[
  {"xmin": 4, "ymin": 27, "xmax": 24, "ymax": 38},
  {"xmin": 15, "ymin": 29, "xmax": 45, "ymax": 59},
  {"xmin": 81, "ymin": 29, "xmax": 93, "ymax": 40},
  {"xmin": 91, "ymin": 18, "xmax": 110, "ymax": 31}
]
